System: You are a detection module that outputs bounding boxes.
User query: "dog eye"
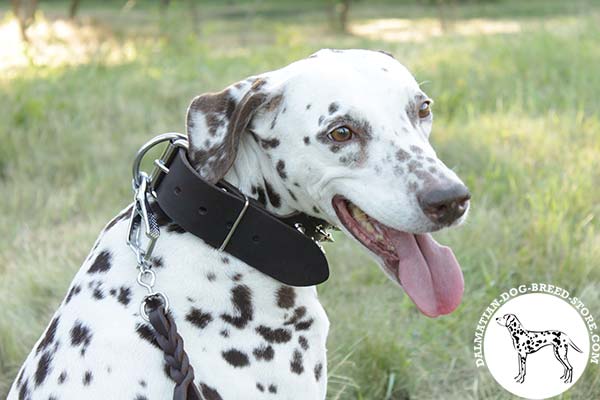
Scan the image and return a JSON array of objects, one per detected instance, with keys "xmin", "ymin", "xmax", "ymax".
[
  {"xmin": 418, "ymin": 100, "xmax": 432, "ymax": 118},
  {"xmin": 328, "ymin": 126, "xmax": 353, "ymax": 142}
]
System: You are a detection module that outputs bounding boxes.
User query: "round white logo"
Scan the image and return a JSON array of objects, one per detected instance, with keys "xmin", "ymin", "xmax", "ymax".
[{"xmin": 483, "ymin": 293, "xmax": 590, "ymax": 399}]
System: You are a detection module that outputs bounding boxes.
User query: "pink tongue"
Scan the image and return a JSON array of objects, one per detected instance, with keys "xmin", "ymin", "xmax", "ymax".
[{"xmin": 389, "ymin": 232, "xmax": 464, "ymax": 317}]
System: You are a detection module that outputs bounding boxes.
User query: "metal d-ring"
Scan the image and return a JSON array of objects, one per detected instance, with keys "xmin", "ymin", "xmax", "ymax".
[{"xmin": 131, "ymin": 132, "xmax": 188, "ymax": 190}]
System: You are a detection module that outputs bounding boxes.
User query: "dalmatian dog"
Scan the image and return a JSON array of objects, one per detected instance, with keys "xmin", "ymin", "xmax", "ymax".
[
  {"xmin": 496, "ymin": 314, "xmax": 583, "ymax": 384},
  {"xmin": 8, "ymin": 49, "xmax": 470, "ymax": 400}
]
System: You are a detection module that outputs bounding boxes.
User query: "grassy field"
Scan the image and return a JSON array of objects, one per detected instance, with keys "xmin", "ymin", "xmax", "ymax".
[{"xmin": 1, "ymin": 0, "xmax": 600, "ymax": 398}]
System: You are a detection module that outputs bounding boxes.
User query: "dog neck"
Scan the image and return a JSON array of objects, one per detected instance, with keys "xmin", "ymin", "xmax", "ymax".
[
  {"xmin": 222, "ymin": 134, "xmax": 297, "ymax": 217},
  {"xmin": 506, "ymin": 320, "xmax": 523, "ymax": 333}
]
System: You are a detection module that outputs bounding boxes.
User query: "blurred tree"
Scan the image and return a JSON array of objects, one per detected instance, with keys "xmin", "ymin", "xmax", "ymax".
[
  {"xmin": 11, "ymin": 0, "xmax": 38, "ymax": 42},
  {"xmin": 420, "ymin": 0, "xmax": 457, "ymax": 32},
  {"xmin": 187, "ymin": 0, "xmax": 201, "ymax": 36},
  {"xmin": 69, "ymin": 0, "xmax": 80, "ymax": 19},
  {"xmin": 327, "ymin": 0, "xmax": 353, "ymax": 33}
]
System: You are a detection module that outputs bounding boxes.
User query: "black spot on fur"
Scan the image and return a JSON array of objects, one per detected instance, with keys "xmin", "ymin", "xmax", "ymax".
[
  {"xmin": 314, "ymin": 362, "xmax": 323, "ymax": 381},
  {"xmin": 221, "ymin": 256, "xmax": 230, "ymax": 264},
  {"xmin": 89, "ymin": 281, "xmax": 104, "ymax": 300},
  {"xmin": 36, "ymin": 316, "xmax": 60, "ymax": 355},
  {"xmin": 58, "ymin": 370, "xmax": 67, "ymax": 384},
  {"xmin": 312, "ymin": 206, "xmax": 320, "ymax": 214},
  {"xmin": 221, "ymin": 285, "xmax": 253, "ymax": 329},
  {"xmin": 70, "ymin": 321, "xmax": 92, "ymax": 355},
  {"xmin": 207, "ymin": 272, "xmax": 216, "ymax": 281},
  {"xmin": 290, "ymin": 349, "xmax": 304, "ymax": 374},
  {"xmin": 83, "ymin": 370, "xmax": 93, "ymax": 385},
  {"xmin": 222, "ymin": 349, "xmax": 250, "ymax": 368},
  {"xmin": 88, "ymin": 250, "xmax": 111, "ymax": 274},
  {"xmin": 306, "ymin": 104, "xmax": 311, "ymax": 110},
  {"xmin": 318, "ymin": 115, "xmax": 325, "ymax": 125},
  {"xmin": 276, "ymin": 286, "xmax": 296, "ymax": 309},
  {"xmin": 256, "ymin": 325, "xmax": 292, "ymax": 343},
  {"xmin": 328, "ymin": 102, "xmax": 339, "ymax": 114},
  {"xmin": 410, "ymin": 145, "xmax": 423, "ymax": 154},
  {"xmin": 261, "ymin": 138, "xmax": 280, "ymax": 149},
  {"xmin": 200, "ymin": 383, "xmax": 223, "ymax": 400},
  {"xmin": 377, "ymin": 49, "xmax": 395, "ymax": 58},
  {"xmin": 284, "ymin": 306, "xmax": 306, "ymax": 326},
  {"xmin": 18, "ymin": 378, "xmax": 29, "ymax": 400},
  {"xmin": 220, "ymin": 330, "xmax": 229, "ymax": 338},
  {"xmin": 135, "ymin": 323, "xmax": 159, "ymax": 349},
  {"xmin": 256, "ymin": 383, "xmax": 264, "ymax": 392},
  {"xmin": 134, "ymin": 395, "xmax": 148, "ymax": 400},
  {"xmin": 139, "ymin": 380, "xmax": 147, "ymax": 388},
  {"xmin": 151, "ymin": 257, "xmax": 164, "ymax": 269},
  {"xmin": 276, "ymin": 160, "xmax": 287, "ymax": 179},
  {"xmin": 268, "ymin": 384, "xmax": 277, "ymax": 393},
  {"xmin": 263, "ymin": 180, "xmax": 281, "ymax": 208},
  {"xmin": 16, "ymin": 366, "xmax": 25, "ymax": 388},
  {"xmin": 232, "ymin": 273, "xmax": 243, "ymax": 281},
  {"xmin": 396, "ymin": 149, "xmax": 410, "ymax": 162},
  {"xmin": 117, "ymin": 286, "xmax": 131, "ymax": 306},
  {"xmin": 295, "ymin": 319, "xmax": 314, "ymax": 331},
  {"xmin": 186, "ymin": 307, "xmax": 213, "ymax": 329},
  {"xmin": 287, "ymin": 189, "xmax": 297, "ymax": 201},
  {"xmin": 298, "ymin": 336, "xmax": 309, "ymax": 350},
  {"xmin": 253, "ymin": 345, "xmax": 274, "ymax": 361},
  {"xmin": 255, "ymin": 186, "xmax": 267, "ymax": 206},
  {"xmin": 34, "ymin": 351, "xmax": 53, "ymax": 386},
  {"xmin": 303, "ymin": 136, "xmax": 310, "ymax": 145}
]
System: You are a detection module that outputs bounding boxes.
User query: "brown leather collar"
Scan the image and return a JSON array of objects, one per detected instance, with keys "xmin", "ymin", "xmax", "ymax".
[{"xmin": 152, "ymin": 148, "xmax": 331, "ymax": 287}]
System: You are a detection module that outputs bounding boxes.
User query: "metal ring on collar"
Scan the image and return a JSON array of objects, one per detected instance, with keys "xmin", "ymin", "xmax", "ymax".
[
  {"xmin": 131, "ymin": 132, "xmax": 188, "ymax": 190},
  {"xmin": 140, "ymin": 292, "xmax": 170, "ymax": 321}
]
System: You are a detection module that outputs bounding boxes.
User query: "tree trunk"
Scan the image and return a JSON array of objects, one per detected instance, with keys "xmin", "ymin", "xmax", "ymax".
[
  {"xmin": 188, "ymin": 0, "xmax": 201, "ymax": 36},
  {"xmin": 12, "ymin": 0, "xmax": 38, "ymax": 42},
  {"xmin": 339, "ymin": 0, "xmax": 351, "ymax": 33},
  {"xmin": 69, "ymin": 0, "xmax": 81, "ymax": 19}
]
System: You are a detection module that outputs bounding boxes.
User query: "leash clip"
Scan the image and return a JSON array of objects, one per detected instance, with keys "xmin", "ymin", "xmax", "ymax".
[
  {"xmin": 127, "ymin": 133, "xmax": 189, "ymax": 263},
  {"xmin": 127, "ymin": 174, "xmax": 160, "ymax": 262}
]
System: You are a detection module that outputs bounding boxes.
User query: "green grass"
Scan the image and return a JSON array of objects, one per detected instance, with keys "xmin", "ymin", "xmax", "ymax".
[{"xmin": 1, "ymin": 0, "xmax": 600, "ymax": 398}]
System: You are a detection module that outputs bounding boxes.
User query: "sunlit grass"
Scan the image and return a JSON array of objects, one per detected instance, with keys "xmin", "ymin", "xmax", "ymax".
[
  {"xmin": 1, "ymin": 0, "xmax": 599, "ymax": 398},
  {"xmin": 349, "ymin": 18, "xmax": 521, "ymax": 42},
  {"xmin": 0, "ymin": 14, "xmax": 138, "ymax": 77}
]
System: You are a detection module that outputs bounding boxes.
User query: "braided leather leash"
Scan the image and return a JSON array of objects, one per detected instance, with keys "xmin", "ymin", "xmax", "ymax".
[{"xmin": 146, "ymin": 298, "xmax": 203, "ymax": 400}]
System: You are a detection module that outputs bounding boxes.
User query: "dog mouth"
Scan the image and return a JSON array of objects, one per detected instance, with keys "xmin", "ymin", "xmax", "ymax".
[{"xmin": 332, "ymin": 195, "xmax": 464, "ymax": 317}]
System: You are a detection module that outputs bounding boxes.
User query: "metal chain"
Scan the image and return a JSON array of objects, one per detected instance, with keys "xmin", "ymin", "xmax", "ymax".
[
  {"xmin": 127, "ymin": 172, "xmax": 170, "ymax": 321},
  {"xmin": 126, "ymin": 135, "xmax": 187, "ymax": 322}
]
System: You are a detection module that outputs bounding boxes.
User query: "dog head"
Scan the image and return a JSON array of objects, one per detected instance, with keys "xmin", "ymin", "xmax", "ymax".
[
  {"xmin": 186, "ymin": 49, "xmax": 470, "ymax": 317},
  {"xmin": 496, "ymin": 314, "xmax": 519, "ymax": 327}
]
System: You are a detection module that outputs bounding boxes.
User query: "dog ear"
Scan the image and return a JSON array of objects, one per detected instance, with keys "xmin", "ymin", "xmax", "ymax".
[{"xmin": 186, "ymin": 77, "xmax": 273, "ymax": 183}]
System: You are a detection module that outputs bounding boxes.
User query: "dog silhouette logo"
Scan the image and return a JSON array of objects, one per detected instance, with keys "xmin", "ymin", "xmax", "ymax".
[
  {"xmin": 480, "ymin": 291, "xmax": 593, "ymax": 399},
  {"xmin": 495, "ymin": 313, "xmax": 583, "ymax": 384}
]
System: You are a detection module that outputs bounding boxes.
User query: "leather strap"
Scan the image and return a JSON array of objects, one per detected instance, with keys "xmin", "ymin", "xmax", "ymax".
[
  {"xmin": 147, "ymin": 300, "xmax": 202, "ymax": 400},
  {"xmin": 153, "ymin": 148, "xmax": 330, "ymax": 287}
]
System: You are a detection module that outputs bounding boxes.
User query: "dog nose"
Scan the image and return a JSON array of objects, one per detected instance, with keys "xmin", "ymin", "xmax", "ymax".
[{"xmin": 418, "ymin": 183, "xmax": 470, "ymax": 225}]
